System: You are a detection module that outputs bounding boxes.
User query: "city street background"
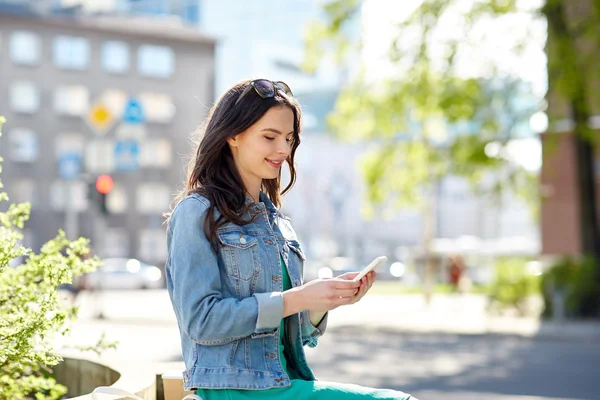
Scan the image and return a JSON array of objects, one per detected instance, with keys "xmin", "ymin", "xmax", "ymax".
[
  {"xmin": 2, "ymin": 0, "xmax": 600, "ymax": 399},
  {"xmin": 60, "ymin": 289, "xmax": 600, "ymax": 400}
]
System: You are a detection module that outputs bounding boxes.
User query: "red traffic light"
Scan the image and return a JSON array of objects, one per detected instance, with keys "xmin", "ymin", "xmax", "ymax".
[{"xmin": 95, "ymin": 175, "xmax": 114, "ymax": 195}]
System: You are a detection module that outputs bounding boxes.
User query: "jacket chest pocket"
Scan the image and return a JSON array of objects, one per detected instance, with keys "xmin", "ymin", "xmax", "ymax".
[{"xmin": 217, "ymin": 231, "xmax": 260, "ymax": 281}]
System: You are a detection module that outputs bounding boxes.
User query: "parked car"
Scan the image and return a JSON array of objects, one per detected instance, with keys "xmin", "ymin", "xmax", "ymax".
[{"xmin": 86, "ymin": 258, "xmax": 164, "ymax": 290}]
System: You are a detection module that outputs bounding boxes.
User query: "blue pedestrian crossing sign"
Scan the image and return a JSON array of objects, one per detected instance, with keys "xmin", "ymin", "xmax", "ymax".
[
  {"xmin": 114, "ymin": 140, "xmax": 140, "ymax": 172},
  {"xmin": 58, "ymin": 152, "xmax": 81, "ymax": 181},
  {"xmin": 122, "ymin": 98, "xmax": 145, "ymax": 124}
]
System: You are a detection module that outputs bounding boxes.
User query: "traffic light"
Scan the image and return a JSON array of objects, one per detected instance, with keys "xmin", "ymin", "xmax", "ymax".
[{"xmin": 89, "ymin": 175, "xmax": 114, "ymax": 215}]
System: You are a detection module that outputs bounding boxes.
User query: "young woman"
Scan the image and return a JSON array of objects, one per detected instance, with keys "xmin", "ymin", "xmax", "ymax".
[{"xmin": 165, "ymin": 79, "xmax": 417, "ymax": 399}]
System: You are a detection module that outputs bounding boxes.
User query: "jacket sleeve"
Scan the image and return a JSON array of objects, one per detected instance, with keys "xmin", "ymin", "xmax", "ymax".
[
  {"xmin": 166, "ymin": 196, "xmax": 283, "ymax": 346},
  {"xmin": 300, "ymin": 310, "xmax": 328, "ymax": 348}
]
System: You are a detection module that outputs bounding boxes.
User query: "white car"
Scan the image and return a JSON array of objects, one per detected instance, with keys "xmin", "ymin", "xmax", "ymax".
[{"xmin": 86, "ymin": 258, "xmax": 163, "ymax": 290}]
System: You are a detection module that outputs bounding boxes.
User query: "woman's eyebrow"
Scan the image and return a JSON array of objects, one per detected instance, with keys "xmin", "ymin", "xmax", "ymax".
[{"xmin": 261, "ymin": 128, "xmax": 294, "ymax": 135}]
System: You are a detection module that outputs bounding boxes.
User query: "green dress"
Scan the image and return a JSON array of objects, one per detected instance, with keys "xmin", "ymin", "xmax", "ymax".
[{"xmin": 196, "ymin": 258, "xmax": 412, "ymax": 400}]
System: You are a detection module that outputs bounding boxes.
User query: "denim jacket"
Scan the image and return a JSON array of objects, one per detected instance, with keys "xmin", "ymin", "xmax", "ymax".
[{"xmin": 165, "ymin": 192, "xmax": 328, "ymax": 390}]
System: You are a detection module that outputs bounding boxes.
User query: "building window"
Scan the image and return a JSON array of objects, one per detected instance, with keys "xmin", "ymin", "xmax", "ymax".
[
  {"xmin": 84, "ymin": 139, "xmax": 115, "ymax": 174},
  {"xmin": 106, "ymin": 183, "xmax": 128, "ymax": 214},
  {"xmin": 10, "ymin": 82, "xmax": 40, "ymax": 114},
  {"xmin": 8, "ymin": 128, "xmax": 38, "ymax": 163},
  {"xmin": 140, "ymin": 139, "xmax": 172, "ymax": 169},
  {"xmin": 10, "ymin": 31, "xmax": 41, "ymax": 65},
  {"xmin": 101, "ymin": 89, "xmax": 128, "ymax": 118},
  {"xmin": 139, "ymin": 92, "xmax": 175, "ymax": 123},
  {"xmin": 49, "ymin": 180, "xmax": 88, "ymax": 212},
  {"xmin": 12, "ymin": 179, "xmax": 36, "ymax": 206},
  {"xmin": 138, "ymin": 229, "xmax": 167, "ymax": 264},
  {"xmin": 101, "ymin": 41, "xmax": 130, "ymax": 74},
  {"xmin": 103, "ymin": 228, "xmax": 129, "ymax": 258},
  {"xmin": 53, "ymin": 35, "xmax": 90, "ymax": 70},
  {"xmin": 100, "ymin": 89, "xmax": 129, "ymax": 116},
  {"xmin": 138, "ymin": 45, "xmax": 174, "ymax": 78},
  {"xmin": 54, "ymin": 85, "xmax": 90, "ymax": 116},
  {"xmin": 136, "ymin": 183, "xmax": 170, "ymax": 213},
  {"xmin": 55, "ymin": 134, "xmax": 85, "ymax": 158}
]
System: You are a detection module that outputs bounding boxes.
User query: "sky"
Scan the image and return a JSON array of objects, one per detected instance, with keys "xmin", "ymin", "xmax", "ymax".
[{"xmin": 361, "ymin": 0, "xmax": 547, "ymax": 98}]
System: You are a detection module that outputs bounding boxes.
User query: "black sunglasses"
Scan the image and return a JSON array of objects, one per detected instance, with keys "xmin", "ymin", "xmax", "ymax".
[{"xmin": 235, "ymin": 79, "xmax": 293, "ymax": 106}]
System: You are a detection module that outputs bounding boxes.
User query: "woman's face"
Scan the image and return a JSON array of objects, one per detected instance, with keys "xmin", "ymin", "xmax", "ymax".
[{"xmin": 227, "ymin": 106, "xmax": 295, "ymax": 190}]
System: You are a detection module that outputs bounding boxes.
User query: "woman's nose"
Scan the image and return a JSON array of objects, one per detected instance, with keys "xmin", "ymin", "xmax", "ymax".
[{"xmin": 277, "ymin": 140, "xmax": 291, "ymax": 155}]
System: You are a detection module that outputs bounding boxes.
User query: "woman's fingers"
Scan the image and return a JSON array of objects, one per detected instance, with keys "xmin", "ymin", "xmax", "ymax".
[
  {"xmin": 331, "ymin": 279, "xmax": 361, "ymax": 289},
  {"xmin": 333, "ymin": 295, "xmax": 357, "ymax": 306},
  {"xmin": 334, "ymin": 288, "xmax": 360, "ymax": 298}
]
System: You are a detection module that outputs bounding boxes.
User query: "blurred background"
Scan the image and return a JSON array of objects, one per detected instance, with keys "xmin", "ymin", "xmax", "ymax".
[{"xmin": 1, "ymin": 0, "xmax": 600, "ymax": 399}]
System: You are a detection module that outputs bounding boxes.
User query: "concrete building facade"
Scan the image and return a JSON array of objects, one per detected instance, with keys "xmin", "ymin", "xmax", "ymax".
[{"xmin": 0, "ymin": 9, "xmax": 215, "ymax": 267}]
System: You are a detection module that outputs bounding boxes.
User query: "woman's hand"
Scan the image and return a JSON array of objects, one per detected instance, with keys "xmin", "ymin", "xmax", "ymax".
[
  {"xmin": 336, "ymin": 270, "xmax": 376, "ymax": 304},
  {"xmin": 284, "ymin": 278, "xmax": 361, "ymax": 316}
]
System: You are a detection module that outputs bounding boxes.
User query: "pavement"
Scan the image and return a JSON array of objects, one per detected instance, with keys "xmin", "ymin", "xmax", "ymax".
[
  {"xmin": 71, "ymin": 289, "xmax": 600, "ymax": 343},
  {"xmin": 58, "ymin": 290, "xmax": 600, "ymax": 400}
]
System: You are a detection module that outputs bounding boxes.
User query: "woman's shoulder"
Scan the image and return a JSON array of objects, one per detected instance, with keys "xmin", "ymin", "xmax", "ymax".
[{"xmin": 170, "ymin": 193, "xmax": 211, "ymax": 220}]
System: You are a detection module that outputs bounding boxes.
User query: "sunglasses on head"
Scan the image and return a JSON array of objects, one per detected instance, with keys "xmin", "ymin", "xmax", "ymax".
[{"xmin": 234, "ymin": 79, "xmax": 293, "ymax": 106}]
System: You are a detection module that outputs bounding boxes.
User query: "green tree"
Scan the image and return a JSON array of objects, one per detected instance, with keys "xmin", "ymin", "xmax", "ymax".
[
  {"xmin": 305, "ymin": 0, "xmax": 541, "ymax": 301},
  {"xmin": 0, "ymin": 116, "xmax": 102, "ymax": 400}
]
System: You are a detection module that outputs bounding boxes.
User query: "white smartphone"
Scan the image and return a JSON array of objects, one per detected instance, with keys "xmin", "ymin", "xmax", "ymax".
[{"xmin": 353, "ymin": 256, "xmax": 388, "ymax": 282}]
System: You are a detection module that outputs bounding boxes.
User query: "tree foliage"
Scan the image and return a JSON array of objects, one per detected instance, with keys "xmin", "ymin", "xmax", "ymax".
[
  {"xmin": 305, "ymin": 0, "xmax": 542, "ymax": 214},
  {"xmin": 0, "ymin": 116, "xmax": 101, "ymax": 400}
]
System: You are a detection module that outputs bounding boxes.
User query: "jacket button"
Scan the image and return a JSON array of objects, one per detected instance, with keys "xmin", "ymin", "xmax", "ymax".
[
  {"xmin": 265, "ymin": 240, "xmax": 274, "ymax": 245},
  {"xmin": 266, "ymin": 353, "xmax": 276, "ymax": 358},
  {"xmin": 239, "ymin": 237, "xmax": 247, "ymax": 244},
  {"xmin": 272, "ymin": 276, "xmax": 280, "ymax": 282},
  {"xmin": 275, "ymin": 378, "xmax": 284, "ymax": 383}
]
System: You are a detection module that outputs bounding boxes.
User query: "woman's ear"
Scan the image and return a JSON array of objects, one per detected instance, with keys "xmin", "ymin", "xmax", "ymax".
[{"xmin": 226, "ymin": 135, "xmax": 239, "ymax": 148}]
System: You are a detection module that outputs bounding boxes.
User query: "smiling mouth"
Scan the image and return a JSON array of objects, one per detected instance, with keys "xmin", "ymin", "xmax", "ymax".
[{"xmin": 266, "ymin": 159, "xmax": 284, "ymax": 168}]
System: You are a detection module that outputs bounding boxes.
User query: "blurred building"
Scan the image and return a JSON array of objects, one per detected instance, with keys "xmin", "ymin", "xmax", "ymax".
[
  {"xmin": 0, "ymin": 7, "xmax": 215, "ymax": 267},
  {"xmin": 199, "ymin": 0, "xmax": 355, "ymax": 97},
  {"xmin": 197, "ymin": 0, "xmax": 539, "ymax": 280},
  {"xmin": 0, "ymin": 0, "xmax": 200, "ymax": 25}
]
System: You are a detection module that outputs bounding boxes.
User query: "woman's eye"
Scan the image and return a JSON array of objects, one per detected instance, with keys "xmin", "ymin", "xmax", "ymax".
[
  {"xmin": 286, "ymin": 137, "xmax": 293, "ymax": 143},
  {"xmin": 264, "ymin": 136, "xmax": 275, "ymax": 141}
]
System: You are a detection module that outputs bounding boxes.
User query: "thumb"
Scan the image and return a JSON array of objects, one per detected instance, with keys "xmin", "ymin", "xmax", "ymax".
[{"xmin": 337, "ymin": 272, "xmax": 359, "ymax": 280}]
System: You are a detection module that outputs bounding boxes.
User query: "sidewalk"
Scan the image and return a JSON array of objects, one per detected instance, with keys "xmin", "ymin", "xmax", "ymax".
[
  {"xmin": 73, "ymin": 290, "xmax": 600, "ymax": 342},
  {"xmin": 327, "ymin": 294, "xmax": 600, "ymax": 342},
  {"xmin": 66, "ymin": 291, "xmax": 600, "ymax": 400}
]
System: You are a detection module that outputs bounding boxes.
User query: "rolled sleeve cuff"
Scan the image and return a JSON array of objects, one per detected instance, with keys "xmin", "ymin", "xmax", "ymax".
[
  {"xmin": 253, "ymin": 291, "xmax": 284, "ymax": 333},
  {"xmin": 302, "ymin": 311, "xmax": 328, "ymax": 347},
  {"xmin": 313, "ymin": 311, "xmax": 328, "ymax": 334}
]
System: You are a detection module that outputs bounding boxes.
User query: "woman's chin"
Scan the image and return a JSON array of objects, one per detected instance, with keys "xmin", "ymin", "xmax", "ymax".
[{"xmin": 260, "ymin": 171, "xmax": 280, "ymax": 181}]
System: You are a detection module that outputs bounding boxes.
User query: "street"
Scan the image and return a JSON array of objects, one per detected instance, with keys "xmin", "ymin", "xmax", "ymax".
[{"xmin": 61, "ymin": 290, "xmax": 600, "ymax": 400}]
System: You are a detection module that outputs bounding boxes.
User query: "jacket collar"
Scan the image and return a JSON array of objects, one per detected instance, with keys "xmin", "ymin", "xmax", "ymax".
[{"xmin": 244, "ymin": 192, "xmax": 284, "ymax": 225}]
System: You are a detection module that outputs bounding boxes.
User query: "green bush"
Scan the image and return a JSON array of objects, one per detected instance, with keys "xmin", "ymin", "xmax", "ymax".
[
  {"xmin": 542, "ymin": 256, "xmax": 600, "ymax": 319},
  {"xmin": 0, "ymin": 116, "xmax": 101, "ymax": 400},
  {"xmin": 487, "ymin": 257, "xmax": 541, "ymax": 316}
]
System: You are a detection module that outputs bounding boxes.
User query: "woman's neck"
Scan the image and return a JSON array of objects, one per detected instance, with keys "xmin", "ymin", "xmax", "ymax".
[
  {"xmin": 246, "ymin": 190, "xmax": 260, "ymax": 203},
  {"xmin": 237, "ymin": 168, "xmax": 261, "ymax": 203},
  {"xmin": 245, "ymin": 182, "xmax": 261, "ymax": 203}
]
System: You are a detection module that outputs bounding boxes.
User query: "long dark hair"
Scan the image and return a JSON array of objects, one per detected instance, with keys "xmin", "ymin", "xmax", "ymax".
[{"xmin": 167, "ymin": 80, "xmax": 302, "ymax": 248}]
